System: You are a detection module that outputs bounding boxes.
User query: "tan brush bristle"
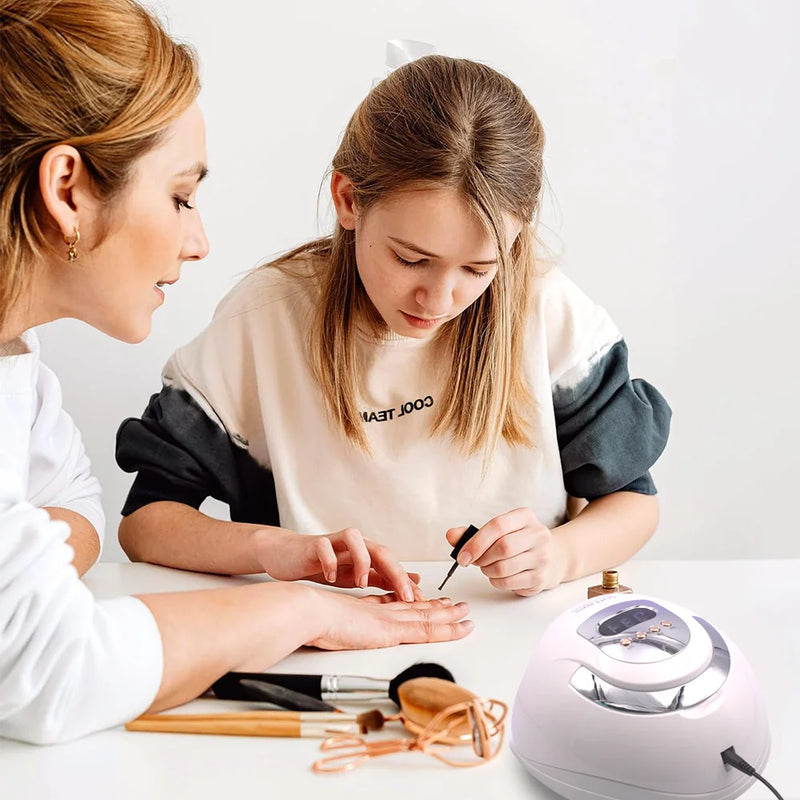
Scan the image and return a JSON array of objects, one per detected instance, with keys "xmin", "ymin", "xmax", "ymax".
[
  {"xmin": 357, "ymin": 709, "xmax": 387, "ymax": 733},
  {"xmin": 397, "ymin": 677, "xmax": 475, "ymax": 726}
]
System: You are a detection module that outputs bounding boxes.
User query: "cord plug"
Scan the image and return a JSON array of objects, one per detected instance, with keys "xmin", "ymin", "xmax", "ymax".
[
  {"xmin": 721, "ymin": 746, "xmax": 756, "ymax": 775},
  {"xmin": 720, "ymin": 746, "xmax": 784, "ymax": 800}
]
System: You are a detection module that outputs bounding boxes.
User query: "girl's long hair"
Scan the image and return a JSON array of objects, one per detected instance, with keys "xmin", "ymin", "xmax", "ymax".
[{"xmin": 271, "ymin": 55, "xmax": 545, "ymax": 455}]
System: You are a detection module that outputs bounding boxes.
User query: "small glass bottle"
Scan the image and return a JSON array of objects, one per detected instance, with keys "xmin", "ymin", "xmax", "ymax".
[{"xmin": 587, "ymin": 569, "xmax": 632, "ymax": 598}]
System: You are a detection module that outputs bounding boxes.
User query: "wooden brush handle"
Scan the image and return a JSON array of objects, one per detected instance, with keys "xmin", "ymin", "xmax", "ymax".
[
  {"xmin": 135, "ymin": 710, "xmax": 310, "ymax": 723},
  {"xmin": 126, "ymin": 718, "xmax": 302, "ymax": 736}
]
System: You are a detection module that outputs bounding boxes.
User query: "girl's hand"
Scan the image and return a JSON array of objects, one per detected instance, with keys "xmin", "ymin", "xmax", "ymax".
[
  {"xmin": 305, "ymin": 590, "xmax": 472, "ymax": 650},
  {"xmin": 445, "ymin": 508, "xmax": 568, "ymax": 596},
  {"xmin": 255, "ymin": 527, "xmax": 423, "ymax": 603}
]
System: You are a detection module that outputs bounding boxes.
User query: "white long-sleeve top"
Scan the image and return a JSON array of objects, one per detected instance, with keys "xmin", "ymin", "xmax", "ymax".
[{"xmin": 0, "ymin": 331, "xmax": 162, "ymax": 744}]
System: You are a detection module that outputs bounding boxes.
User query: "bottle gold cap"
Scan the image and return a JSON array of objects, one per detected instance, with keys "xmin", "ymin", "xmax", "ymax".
[{"xmin": 602, "ymin": 569, "xmax": 619, "ymax": 590}]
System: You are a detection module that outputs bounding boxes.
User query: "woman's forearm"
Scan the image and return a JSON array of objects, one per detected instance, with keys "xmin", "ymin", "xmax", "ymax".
[
  {"xmin": 137, "ymin": 582, "xmax": 316, "ymax": 711},
  {"xmin": 119, "ymin": 501, "xmax": 274, "ymax": 575},
  {"xmin": 139, "ymin": 581, "xmax": 473, "ymax": 713},
  {"xmin": 553, "ymin": 491, "xmax": 659, "ymax": 582}
]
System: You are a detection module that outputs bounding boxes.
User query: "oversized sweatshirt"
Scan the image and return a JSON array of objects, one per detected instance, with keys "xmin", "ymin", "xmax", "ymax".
[
  {"xmin": 0, "ymin": 331, "xmax": 162, "ymax": 744},
  {"xmin": 117, "ymin": 259, "xmax": 671, "ymax": 560}
]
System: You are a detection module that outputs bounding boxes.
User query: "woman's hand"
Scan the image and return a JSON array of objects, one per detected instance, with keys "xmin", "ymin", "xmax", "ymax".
[
  {"xmin": 305, "ymin": 589, "xmax": 473, "ymax": 650},
  {"xmin": 445, "ymin": 508, "xmax": 568, "ymax": 597},
  {"xmin": 254, "ymin": 527, "xmax": 422, "ymax": 602}
]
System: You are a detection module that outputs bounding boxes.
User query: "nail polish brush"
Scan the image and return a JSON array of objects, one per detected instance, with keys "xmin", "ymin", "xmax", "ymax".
[{"xmin": 437, "ymin": 524, "xmax": 479, "ymax": 591}]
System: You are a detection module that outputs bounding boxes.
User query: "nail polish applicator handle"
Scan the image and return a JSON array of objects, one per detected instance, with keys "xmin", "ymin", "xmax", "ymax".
[{"xmin": 437, "ymin": 524, "xmax": 480, "ymax": 591}]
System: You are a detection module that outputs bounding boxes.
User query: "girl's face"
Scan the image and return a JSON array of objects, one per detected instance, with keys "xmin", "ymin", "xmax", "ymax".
[
  {"xmin": 342, "ymin": 183, "xmax": 521, "ymax": 339},
  {"xmin": 55, "ymin": 102, "xmax": 209, "ymax": 343}
]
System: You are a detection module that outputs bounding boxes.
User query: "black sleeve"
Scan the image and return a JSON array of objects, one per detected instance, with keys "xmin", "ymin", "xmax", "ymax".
[
  {"xmin": 115, "ymin": 385, "xmax": 279, "ymax": 525},
  {"xmin": 553, "ymin": 339, "xmax": 671, "ymax": 500}
]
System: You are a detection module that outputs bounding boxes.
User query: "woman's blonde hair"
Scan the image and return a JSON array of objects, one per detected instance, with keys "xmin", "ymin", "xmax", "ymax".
[
  {"xmin": 274, "ymin": 55, "xmax": 545, "ymax": 455},
  {"xmin": 0, "ymin": 0, "xmax": 200, "ymax": 330}
]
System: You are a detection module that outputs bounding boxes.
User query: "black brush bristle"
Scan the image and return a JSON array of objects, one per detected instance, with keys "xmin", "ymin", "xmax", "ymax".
[{"xmin": 387, "ymin": 662, "xmax": 455, "ymax": 705}]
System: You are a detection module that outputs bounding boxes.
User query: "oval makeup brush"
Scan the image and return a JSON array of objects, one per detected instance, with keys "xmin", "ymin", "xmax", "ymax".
[{"xmin": 212, "ymin": 662, "xmax": 455, "ymax": 706}]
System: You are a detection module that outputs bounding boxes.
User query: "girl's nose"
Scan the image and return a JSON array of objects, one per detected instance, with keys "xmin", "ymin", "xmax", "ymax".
[{"xmin": 415, "ymin": 275, "xmax": 453, "ymax": 316}]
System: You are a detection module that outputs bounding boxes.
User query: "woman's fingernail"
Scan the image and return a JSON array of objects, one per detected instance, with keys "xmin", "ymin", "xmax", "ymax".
[
  {"xmin": 326, "ymin": 572, "xmax": 336, "ymax": 583},
  {"xmin": 402, "ymin": 587, "xmax": 414, "ymax": 603},
  {"xmin": 359, "ymin": 575, "xmax": 368, "ymax": 588},
  {"xmin": 439, "ymin": 597, "xmax": 453, "ymax": 606},
  {"xmin": 458, "ymin": 552, "xmax": 472, "ymax": 566}
]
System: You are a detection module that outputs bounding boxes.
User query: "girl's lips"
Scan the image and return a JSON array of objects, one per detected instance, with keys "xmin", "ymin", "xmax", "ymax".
[{"xmin": 401, "ymin": 311, "xmax": 446, "ymax": 329}]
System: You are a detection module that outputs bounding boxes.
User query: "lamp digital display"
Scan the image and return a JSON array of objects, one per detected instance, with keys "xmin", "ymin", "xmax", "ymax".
[{"xmin": 598, "ymin": 607, "xmax": 657, "ymax": 636}]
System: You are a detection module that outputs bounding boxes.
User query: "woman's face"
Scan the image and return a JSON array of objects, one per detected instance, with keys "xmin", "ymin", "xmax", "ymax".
[
  {"xmin": 350, "ymin": 186, "xmax": 521, "ymax": 339},
  {"xmin": 62, "ymin": 102, "xmax": 209, "ymax": 343}
]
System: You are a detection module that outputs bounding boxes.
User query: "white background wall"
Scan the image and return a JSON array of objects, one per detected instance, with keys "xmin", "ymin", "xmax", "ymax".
[{"xmin": 37, "ymin": 0, "xmax": 799, "ymax": 562}]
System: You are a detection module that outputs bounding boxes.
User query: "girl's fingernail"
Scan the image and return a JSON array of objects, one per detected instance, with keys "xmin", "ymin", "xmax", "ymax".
[
  {"xmin": 438, "ymin": 597, "xmax": 453, "ymax": 606},
  {"xmin": 402, "ymin": 587, "xmax": 414, "ymax": 602},
  {"xmin": 458, "ymin": 552, "xmax": 472, "ymax": 566},
  {"xmin": 359, "ymin": 575, "xmax": 369, "ymax": 588},
  {"xmin": 326, "ymin": 572, "xmax": 336, "ymax": 583}
]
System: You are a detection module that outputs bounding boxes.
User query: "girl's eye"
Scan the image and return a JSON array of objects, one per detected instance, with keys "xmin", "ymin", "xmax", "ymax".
[
  {"xmin": 393, "ymin": 252, "xmax": 424, "ymax": 267},
  {"xmin": 464, "ymin": 266, "xmax": 491, "ymax": 278},
  {"xmin": 173, "ymin": 196, "xmax": 194, "ymax": 211}
]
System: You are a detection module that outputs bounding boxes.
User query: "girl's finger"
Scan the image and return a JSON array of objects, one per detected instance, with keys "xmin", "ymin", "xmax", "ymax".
[
  {"xmin": 336, "ymin": 528, "xmax": 372, "ymax": 589},
  {"xmin": 312, "ymin": 536, "xmax": 339, "ymax": 583},
  {"xmin": 366, "ymin": 542, "xmax": 416, "ymax": 602},
  {"xmin": 487, "ymin": 568, "xmax": 543, "ymax": 593},
  {"xmin": 473, "ymin": 528, "xmax": 543, "ymax": 568},
  {"xmin": 464, "ymin": 509, "xmax": 546, "ymax": 567},
  {"xmin": 445, "ymin": 526, "xmax": 468, "ymax": 547}
]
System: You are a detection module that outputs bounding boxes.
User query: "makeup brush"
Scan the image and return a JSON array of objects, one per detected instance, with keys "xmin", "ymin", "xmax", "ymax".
[
  {"xmin": 234, "ymin": 679, "xmax": 338, "ymax": 712},
  {"xmin": 438, "ymin": 525, "xmax": 480, "ymax": 591},
  {"xmin": 212, "ymin": 661, "xmax": 455, "ymax": 705},
  {"xmin": 126, "ymin": 708, "xmax": 386, "ymax": 738}
]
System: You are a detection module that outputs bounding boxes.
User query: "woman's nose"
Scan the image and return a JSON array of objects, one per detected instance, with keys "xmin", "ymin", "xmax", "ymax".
[{"xmin": 182, "ymin": 215, "xmax": 210, "ymax": 261}]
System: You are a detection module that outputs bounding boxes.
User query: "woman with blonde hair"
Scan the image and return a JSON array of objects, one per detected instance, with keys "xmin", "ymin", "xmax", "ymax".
[
  {"xmin": 0, "ymin": 2, "xmax": 472, "ymax": 744},
  {"xmin": 117, "ymin": 55, "xmax": 671, "ymax": 596}
]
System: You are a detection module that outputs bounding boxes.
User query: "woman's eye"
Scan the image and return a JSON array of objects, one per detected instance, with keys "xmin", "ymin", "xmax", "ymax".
[{"xmin": 173, "ymin": 196, "xmax": 194, "ymax": 211}]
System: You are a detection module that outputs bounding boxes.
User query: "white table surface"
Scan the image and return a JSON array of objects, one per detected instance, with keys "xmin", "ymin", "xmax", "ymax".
[{"xmin": 0, "ymin": 559, "xmax": 797, "ymax": 799}]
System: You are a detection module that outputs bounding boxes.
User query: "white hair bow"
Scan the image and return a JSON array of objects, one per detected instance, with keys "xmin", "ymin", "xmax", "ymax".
[{"xmin": 372, "ymin": 39, "xmax": 436, "ymax": 87}]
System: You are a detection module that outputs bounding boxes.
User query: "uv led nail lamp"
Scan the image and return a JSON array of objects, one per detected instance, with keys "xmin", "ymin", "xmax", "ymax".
[{"xmin": 511, "ymin": 594, "xmax": 770, "ymax": 800}]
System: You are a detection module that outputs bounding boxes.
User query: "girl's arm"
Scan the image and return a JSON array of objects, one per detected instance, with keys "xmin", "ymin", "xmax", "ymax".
[
  {"xmin": 551, "ymin": 490, "xmax": 659, "ymax": 581},
  {"xmin": 120, "ymin": 501, "xmax": 420, "ymax": 602},
  {"xmin": 45, "ymin": 507, "xmax": 100, "ymax": 576},
  {"xmin": 446, "ymin": 491, "xmax": 659, "ymax": 597}
]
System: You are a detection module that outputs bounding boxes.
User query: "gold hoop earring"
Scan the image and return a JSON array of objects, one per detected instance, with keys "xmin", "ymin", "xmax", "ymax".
[{"xmin": 64, "ymin": 226, "xmax": 80, "ymax": 262}]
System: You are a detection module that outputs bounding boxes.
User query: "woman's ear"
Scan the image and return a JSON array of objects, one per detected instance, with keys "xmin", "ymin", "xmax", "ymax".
[
  {"xmin": 37, "ymin": 144, "xmax": 97, "ymax": 240},
  {"xmin": 331, "ymin": 171, "xmax": 358, "ymax": 230}
]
